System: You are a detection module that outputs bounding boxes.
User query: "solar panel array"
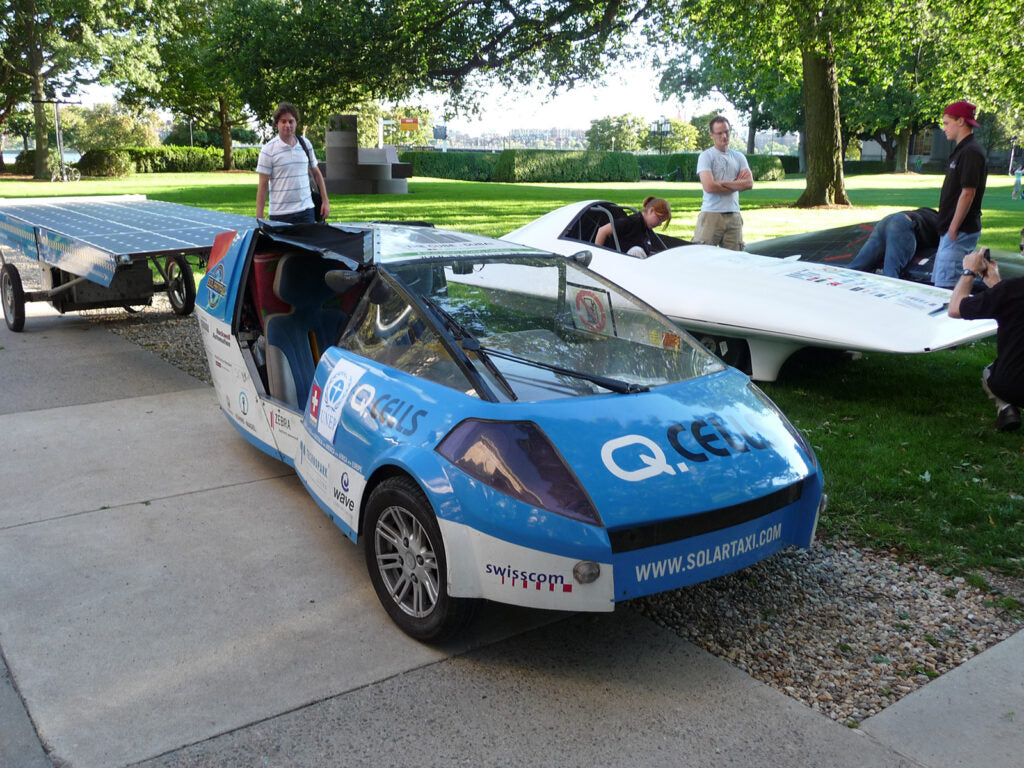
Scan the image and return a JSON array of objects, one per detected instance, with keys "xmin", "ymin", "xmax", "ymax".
[{"xmin": 0, "ymin": 198, "xmax": 256, "ymax": 258}]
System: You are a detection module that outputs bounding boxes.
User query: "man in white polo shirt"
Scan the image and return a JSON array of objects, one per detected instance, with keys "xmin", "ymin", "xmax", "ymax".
[
  {"xmin": 256, "ymin": 102, "xmax": 329, "ymax": 223},
  {"xmin": 692, "ymin": 115, "xmax": 753, "ymax": 251}
]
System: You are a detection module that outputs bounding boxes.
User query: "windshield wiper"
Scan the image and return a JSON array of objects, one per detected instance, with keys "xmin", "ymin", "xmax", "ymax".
[
  {"xmin": 419, "ymin": 295, "xmax": 518, "ymax": 401},
  {"xmin": 467, "ymin": 341, "xmax": 649, "ymax": 395}
]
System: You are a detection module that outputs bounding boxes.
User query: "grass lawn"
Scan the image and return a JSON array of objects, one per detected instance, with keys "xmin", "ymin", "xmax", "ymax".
[{"xmin": 2, "ymin": 170, "xmax": 1023, "ymax": 583}]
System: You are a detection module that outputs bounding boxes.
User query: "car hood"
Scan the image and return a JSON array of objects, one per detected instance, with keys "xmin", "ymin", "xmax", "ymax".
[{"xmin": 524, "ymin": 367, "xmax": 817, "ymax": 531}]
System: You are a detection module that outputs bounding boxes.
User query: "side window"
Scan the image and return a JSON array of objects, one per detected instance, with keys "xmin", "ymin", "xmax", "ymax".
[{"xmin": 338, "ymin": 276, "xmax": 474, "ymax": 394}]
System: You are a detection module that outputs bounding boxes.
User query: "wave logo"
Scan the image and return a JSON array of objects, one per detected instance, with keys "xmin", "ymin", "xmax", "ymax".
[{"xmin": 340, "ymin": 472, "xmax": 350, "ymax": 492}]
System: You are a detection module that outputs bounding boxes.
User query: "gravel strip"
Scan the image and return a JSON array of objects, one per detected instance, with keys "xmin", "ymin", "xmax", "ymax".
[{"xmin": 86, "ymin": 302, "xmax": 1022, "ymax": 725}]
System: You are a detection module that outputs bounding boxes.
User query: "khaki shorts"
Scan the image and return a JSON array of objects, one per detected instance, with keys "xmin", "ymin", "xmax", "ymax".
[{"xmin": 692, "ymin": 211, "xmax": 745, "ymax": 251}]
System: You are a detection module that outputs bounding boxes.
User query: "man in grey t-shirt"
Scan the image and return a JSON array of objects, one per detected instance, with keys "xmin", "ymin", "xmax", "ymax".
[{"xmin": 692, "ymin": 116, "xmax": 753, "ymax": 251}]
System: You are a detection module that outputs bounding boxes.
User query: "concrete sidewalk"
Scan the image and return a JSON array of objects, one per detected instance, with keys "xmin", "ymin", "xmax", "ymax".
[{"xmin": 1, "ymin": 309, "xmax": 1020, "ymax": 767}]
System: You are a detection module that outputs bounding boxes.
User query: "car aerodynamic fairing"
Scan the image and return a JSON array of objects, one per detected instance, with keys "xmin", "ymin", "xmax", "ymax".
[{"xmin": 501, "ymin": 200, "xmax": 999, "ymax": 381}]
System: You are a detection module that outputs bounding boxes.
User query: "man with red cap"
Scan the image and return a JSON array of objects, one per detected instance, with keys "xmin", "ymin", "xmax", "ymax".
[{"xmin": 932, "ymin": 100, "xmax": 987, "ymax": 288}]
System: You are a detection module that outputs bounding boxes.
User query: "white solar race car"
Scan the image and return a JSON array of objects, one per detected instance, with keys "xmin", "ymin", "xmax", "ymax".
[{"xmin": 502, "ymin": 200, "xmax": 999, "ymax": 381}]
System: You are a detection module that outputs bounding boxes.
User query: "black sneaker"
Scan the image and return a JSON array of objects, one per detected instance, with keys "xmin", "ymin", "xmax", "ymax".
[{"xmin": 996, "ymin": 404, "xmax": 1021, "ymax": 432}]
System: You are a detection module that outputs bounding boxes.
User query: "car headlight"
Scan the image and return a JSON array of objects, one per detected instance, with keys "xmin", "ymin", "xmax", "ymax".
[{"xmin": 436, "ymin": 419, "xmax": 602, "ymax": 526}]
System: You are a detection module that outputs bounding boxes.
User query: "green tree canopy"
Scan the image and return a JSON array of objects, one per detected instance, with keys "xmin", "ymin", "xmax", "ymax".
[
  {"xmin": 640, "ymin": 116, "xmax": 698, "ymax": 153},
  {"xmin": 214, "ymin": 0, "xmax": 642, "ymax": 128},
  {"xmin": 61, "ymin": 103, "xmax": 161, "ymax": 151},
  {"xmin": 115, "ymin": 1, "xmax": 249, "ymax": 170},
  {"xmin": 0, "ymin": 0, "xmax": 162, "ymax": 177},
  {"xmin": 586, "ymin": 114, "xmax": 647, "ymax": 151}
]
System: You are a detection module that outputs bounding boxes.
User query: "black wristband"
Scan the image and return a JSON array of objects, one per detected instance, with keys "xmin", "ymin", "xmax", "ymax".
[{"xmin": 961, "ymin": 269, "xmax": 977, "ymax": 278}]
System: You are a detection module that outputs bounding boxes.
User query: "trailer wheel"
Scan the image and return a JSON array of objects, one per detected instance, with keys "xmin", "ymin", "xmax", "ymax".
[
  {"xmin": 166, "ymin": 254, "xmax": 196, "ymax": 316},
  {"xmin": 2, "ymin": 263, "xmax": 26, "ymax": 332}
]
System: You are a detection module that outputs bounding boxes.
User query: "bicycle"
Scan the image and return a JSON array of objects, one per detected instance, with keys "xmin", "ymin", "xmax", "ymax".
[{"xmin": 50, "ymin": 161, "xmax": 81, "ymax": 183}]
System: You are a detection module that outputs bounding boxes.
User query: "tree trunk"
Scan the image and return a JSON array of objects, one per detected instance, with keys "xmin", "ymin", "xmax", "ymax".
[
  {"xmin": 795, "ymin": 46, "xmax": 849, "ymax": 207},
  {"xmin": 218, "ymin": 96, "xmax": 233, "ymax": 170},
  {"xmin": 895, "ymin": 130, "xmax": 910, "ymax": 173},
  {"xmin": 30, "ymin": 74, "xmax": 48, "ymax": 180}
]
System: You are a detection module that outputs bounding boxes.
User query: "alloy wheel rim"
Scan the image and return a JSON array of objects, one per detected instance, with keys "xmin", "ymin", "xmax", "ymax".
[{"xmin": 374, "ymin": 506, "xmax": 439, "ymax": 618}]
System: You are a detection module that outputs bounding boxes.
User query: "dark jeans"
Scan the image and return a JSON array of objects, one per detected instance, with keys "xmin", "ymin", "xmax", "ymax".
[
  {"xmin": 847, "ymin": 213, "xmax": 917, "ymax": 278},
  {"xmin": 269, "ymin": 207, "xmax": 315, "ymax": 224}
]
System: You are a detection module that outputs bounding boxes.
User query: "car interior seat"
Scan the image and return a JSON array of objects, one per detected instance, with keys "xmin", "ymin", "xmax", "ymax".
[{"xmin": 263, "ymin": 252, "xmax": 349, "ymax": 409}]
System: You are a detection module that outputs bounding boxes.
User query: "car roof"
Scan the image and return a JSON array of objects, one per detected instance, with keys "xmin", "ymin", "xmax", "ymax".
[{"xmin": 255, "ymin": 220, "xmax": 550, "ymax": 268}]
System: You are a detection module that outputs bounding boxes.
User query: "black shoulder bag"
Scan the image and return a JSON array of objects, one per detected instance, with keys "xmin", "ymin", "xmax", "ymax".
[{"xmin": 297, "ymin": 136, "xmax": 325, "ymax": 222}]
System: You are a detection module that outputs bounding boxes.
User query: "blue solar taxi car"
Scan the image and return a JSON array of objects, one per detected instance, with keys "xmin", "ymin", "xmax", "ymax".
[{"xmin": 197, "ymin": 220, "xmax": 824, "ymax": 641}]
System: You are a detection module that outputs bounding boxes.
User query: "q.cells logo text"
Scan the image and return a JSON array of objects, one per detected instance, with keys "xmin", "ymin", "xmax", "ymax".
[{"xmin": 601, "ymin": 414, "xmax": 772, "ymax": 482}]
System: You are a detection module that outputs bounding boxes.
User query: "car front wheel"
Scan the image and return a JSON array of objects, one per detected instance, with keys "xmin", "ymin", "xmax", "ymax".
[{"xmin": 363, "ymin": 476, "xmax": 476, "ymax": 642}]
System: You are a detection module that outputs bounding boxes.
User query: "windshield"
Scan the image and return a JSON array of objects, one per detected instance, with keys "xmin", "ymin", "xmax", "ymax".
[{"xmin": 388, "ymin": 256, "xmax": 723, "ymax": 401}]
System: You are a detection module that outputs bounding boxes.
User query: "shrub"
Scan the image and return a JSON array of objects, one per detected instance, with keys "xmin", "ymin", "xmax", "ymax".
[
  {"xmin": 748, "ymin": 154, "xmax": 786, "ymax": 181},
  {"xmin": 492, "ymin": 149, "xmax": 640, "ymax": 183},
  {"xmin": 124, "ymin": 146, "xmax": 222, "ymax": 173},
  {"xmin": 13, "ymin": 149, "xmax": 59, "ymax": 175},
  {"xmin": 398, "ymin": 150, "xmax": 499, "ymax": 181},
  {"xmin": 232, "ymin": 147, "xmax": 262, "ymax": 171},
  {"xmin": 77, "ymin": 149, "xmax": 135, "ymax": 177}
]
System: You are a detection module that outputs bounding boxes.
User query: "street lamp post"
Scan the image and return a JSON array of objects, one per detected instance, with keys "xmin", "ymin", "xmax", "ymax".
[{"xmin": 650, "ymin": 117, "xmax": 671, "ymax": 154}]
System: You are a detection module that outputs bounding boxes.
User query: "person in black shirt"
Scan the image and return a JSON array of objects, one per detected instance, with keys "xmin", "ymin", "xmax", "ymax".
[
  {"xmin": 948, "ymin": 235, "xmax": 1024, "ymax": 432},
  {"xmin": 932, "ymin": 101, "xmax": 987, "ymax": 288},
  {"xmin": 595, "ymin": 197, "xmax": 672, "ymax": 257},
  {"xmin": 847, "ymin": 207, "xmax": 940, "ymax": 278}
]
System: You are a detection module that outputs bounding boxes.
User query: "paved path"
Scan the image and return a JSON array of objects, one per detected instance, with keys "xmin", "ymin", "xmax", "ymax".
[{"xmin": 1, "ymin": 308, "xmax": 1020, "ymax": 767}]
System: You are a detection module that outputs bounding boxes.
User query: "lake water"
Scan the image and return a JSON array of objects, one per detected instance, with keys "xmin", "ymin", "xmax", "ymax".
[{"xmin": 3, "ymin": 149, "xmax": 81, "ymax": 165}]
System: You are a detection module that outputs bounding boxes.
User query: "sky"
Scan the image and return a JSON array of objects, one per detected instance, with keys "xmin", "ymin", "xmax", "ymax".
[{"xmin": 421, "ymin": 62, "xmax": 736, "ymax": 135}]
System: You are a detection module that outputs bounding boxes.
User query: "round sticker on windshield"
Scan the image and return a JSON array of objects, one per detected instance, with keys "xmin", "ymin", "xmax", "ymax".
[{"xmin": 574, "ymin": 289, "xmax": 607, "ymax": 332}]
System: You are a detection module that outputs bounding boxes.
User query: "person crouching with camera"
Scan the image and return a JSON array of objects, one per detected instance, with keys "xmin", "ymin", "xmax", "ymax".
[{"xmin": 948, "ymin": 237, "xmax": 1024, "ymax": 432}]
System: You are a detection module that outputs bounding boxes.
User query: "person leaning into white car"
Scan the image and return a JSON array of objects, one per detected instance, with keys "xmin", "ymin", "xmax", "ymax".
[
  {"xmin": 692, "ymin": 115, "xmax": 753, "ymax": 251},
  {"xmin": 594, "ymin": 196, "xmax": 672, "ymax": 257}
]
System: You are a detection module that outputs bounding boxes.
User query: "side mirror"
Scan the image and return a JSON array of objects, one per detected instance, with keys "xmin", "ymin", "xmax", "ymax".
[{"xmin": 570, "ymin": 250, "xmax": 593, "ymax": 267}]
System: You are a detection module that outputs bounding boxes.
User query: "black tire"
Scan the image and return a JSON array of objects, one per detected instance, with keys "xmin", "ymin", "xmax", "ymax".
[
  {"xmin": 363, "ymin": 476, "xmax": 477, "ymax": 642},
  {"xmin": 166, "ymin": 254, "xmax": 196, "ymax": 316},
  {"xmin": 2, "ymin": 263, "xmax": 26, "ymax": 332}
]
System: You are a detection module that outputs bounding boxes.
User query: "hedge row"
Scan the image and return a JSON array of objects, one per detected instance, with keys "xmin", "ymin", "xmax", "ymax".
[
  {"xmin": 16, "ymin": 146, "xmax": 263, "ymax": 177},
  {"xmin": 779, "ymin": 155, "xmax": 801, "ymax": 174},
  {"xmin": 233, "ymin": 147, "xmax": 262, "ymax": 171},
  {"xmin": 400, "ymin": 149, "xmax": 786, "ymax": 183},
  {"xmin": 637, "ymin": 153, "xmax": 699, "ymax": 181},
  {"xmin": 492, "ymin": 150, "xmax": 640, "ymax": 183},
  {"xmin": 843, "ymin": 159, "xmax": 896, "ymax": 175},
  {"xmin": 397, "ymin": 150, "xmax": 499, "ymax": 181}
]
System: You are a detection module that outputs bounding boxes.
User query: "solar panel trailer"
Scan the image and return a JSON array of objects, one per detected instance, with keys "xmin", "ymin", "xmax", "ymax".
[{"xmin": 0, "ymin": 195, "xmax": 255, "ymax": 332}]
